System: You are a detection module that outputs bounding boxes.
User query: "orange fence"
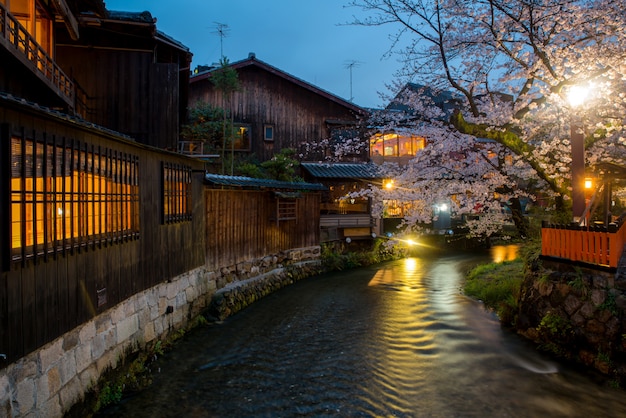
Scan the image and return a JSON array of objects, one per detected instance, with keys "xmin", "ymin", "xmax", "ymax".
[{"xmin": 541, "ymin": 222, "xmax": 626, "ymax": 269}]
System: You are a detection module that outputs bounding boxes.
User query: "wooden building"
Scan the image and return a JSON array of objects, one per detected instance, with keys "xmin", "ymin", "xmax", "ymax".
[
  {"xmin": 188, "ymin": 53, "xmax": 370, "ymax": 163},
  {"xmin": 0, "ymin": 93, "xmax": 206, "ymax": 366},
  {"xmin": 0, "ymin": 0, "xmax": 204, "ymax": 367},
  {"xmin": 0, "ymin": 0, "xmax": 191, "ymax": 151},
  {"xmin": 54, "ymin": 8, "xmax": 192, "ymax": 150},
  {"xmin": 301, "ymin": 162, "xmax": 381, "ymax": 242}
]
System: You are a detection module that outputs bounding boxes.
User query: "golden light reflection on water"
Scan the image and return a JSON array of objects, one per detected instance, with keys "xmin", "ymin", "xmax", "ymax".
[
  {"xmin": 490, "ymin": 244, "xmax": 519, "ymax": 263},
  {"xmin": 362, "ymin": 256, "xmax": 438, "ymax": 413}
]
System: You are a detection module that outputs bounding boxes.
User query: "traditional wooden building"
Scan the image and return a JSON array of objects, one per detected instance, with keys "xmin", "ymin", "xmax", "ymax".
[
  {"xmin": 54, "ymin": 8, "xmax": 192, "ymax": 150},
  {"xmin": 301, "ymin": 162, "xmax": 381, "ymax": 242},
  {"xmin": 188, "ymin": 53, "xmax": 370, "ymax": 163},
  {"xmin": 0, "ymin": 93, "xmax": 206, "ymax": 366}
]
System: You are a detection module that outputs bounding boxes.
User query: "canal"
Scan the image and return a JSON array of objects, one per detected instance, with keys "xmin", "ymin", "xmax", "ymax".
[{"xmin": 99, "ymin": 246, "xmax": 626, "ymax": 417}]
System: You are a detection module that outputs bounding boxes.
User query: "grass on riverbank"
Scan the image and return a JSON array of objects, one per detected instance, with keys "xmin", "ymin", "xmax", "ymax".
[
  {"xmin": 463, "ymin": 239, "xmax": 541, "ymax": 325},
  {"xmin": 464, "ymin": 258, "xmax": 524, "ymax": 325}
]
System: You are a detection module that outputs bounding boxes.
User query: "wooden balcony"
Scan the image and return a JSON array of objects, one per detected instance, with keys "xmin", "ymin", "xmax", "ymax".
[
  {"xmin": 0, "ymin": 3, "xmax": 74, "ymax": 109},
  {"xmin": 541, "ymin": 221, "xmax": 626, "ymax": 270}
]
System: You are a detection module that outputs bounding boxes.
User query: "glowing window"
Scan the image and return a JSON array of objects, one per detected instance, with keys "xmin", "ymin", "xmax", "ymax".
[
  {"xmin": 233, "ymin": 124, "xmax": 251, "ymax": 150},
  {"xmin": 9, "ymin": 136, "xmax": 139, "ymax": 260}
]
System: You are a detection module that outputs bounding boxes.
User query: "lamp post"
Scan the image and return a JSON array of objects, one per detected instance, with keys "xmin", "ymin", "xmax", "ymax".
[{"xmin": 567, "ymin": 85, "xmax": 589, "ymax": 222}]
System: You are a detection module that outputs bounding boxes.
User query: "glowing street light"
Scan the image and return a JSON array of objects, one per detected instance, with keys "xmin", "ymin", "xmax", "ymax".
[{"xmin": 567, "ymin": 83, "xmax": 590, "ymax": 222}]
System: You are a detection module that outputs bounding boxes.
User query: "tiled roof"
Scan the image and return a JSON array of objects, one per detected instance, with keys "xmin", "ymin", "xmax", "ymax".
[
  {"xmin": 301, "ymin": 162, "xmax": 381, "ymax": 179},
  {"xmin": 205, "ymin": 174, "xmax": 326, "ymax": 191}
]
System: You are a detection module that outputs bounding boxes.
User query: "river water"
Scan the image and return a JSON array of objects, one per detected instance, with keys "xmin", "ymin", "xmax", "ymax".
[{"xmin": 99, "ymin": 246, "xmax": 626, "ymax": 417}]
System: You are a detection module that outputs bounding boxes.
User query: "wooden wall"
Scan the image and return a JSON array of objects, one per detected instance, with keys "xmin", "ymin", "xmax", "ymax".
[
  {"xmin": 55, "ymin": 47, "xmax": 181, "ymax": 151},
  {"xmin": 206, "ymin": 189, "xmax": 320, "ymax": 269},
  {"xmin": 189, "ymin": 65, "xmax": 366, "ymax": 161},
  {"xmin": 0, "ymin": 103, "xmax": 205, "ymax": 365}
]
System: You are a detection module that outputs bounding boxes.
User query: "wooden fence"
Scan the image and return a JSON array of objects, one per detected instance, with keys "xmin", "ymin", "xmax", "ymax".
[
  {"xmin": 541, "ymin": 221, "xmax": 626, "ymax": 269},
  {"xmin": 205, "ymin": 189, "xmax": 320, "ymax": 269}
]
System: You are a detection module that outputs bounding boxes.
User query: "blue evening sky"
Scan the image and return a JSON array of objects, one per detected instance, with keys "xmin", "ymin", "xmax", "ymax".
[{"xmin": 103, "ymin": 0, "xmax": 403, "ymax": 108}]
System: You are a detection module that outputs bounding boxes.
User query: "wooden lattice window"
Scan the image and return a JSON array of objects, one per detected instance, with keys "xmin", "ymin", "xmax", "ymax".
[
  {"xmin": 162, "ymin": 162, "xmax": 192, "ymax": 223},
  {"xmin": 9, "ymin": 135, "xmax": 139, "ymax": 261}
]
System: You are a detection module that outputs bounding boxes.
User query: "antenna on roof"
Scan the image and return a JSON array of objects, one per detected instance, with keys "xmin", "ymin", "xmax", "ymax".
[
  {"xmin": 212, "ymin": 22, "xmax": 230, "ymax": 59},
  {"xmin": 344, "ymin": 60, "xmax": 362, "ymax": 102}
]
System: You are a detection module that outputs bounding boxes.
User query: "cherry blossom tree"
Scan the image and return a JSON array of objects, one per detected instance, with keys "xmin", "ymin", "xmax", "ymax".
[{"xmin": 340, "ymin": 0, "xmax": 626, "ymax": 239}]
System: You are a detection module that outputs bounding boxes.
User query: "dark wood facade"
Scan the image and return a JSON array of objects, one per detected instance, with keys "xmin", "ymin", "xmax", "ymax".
[
  {"xmin": 0, "ymin": 98, "xmax": 206, "ymax": 366},
  {"xmin": 205, "ymin": 186, "xmax": 321, "ymax": 269},
  {"xmin": 189, "ymin": 54, "xmax": 369, "ymax": 162},
  {"xmin": 55, "ymin": 10, "xmax": 192, "ymax": 151}
]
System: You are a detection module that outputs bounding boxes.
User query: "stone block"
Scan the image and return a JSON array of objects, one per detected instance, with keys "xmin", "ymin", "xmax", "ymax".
[
  {"xmin": 78, "ymin": 321, "xmax": 96, "ymax": 344},
  {"xmin": 167, "ymin": 283, "xmax": 178, "ymax": 300},
  {"xmin": 75, "ymin": 343, "xmax": 92, "ymax": 375},
  {"xmin": 16, "ymin": 378, "xmax": 35, "ymax": 415},
  {"xmin": 590, "ymin": 288, "xmax": 606, "ymax": 306},
  {"xmin": 175, "ymin": 292, "xmax": 187, "ymax": 309},
  {"xmin": 91, "ymin": 333, "xmax": 107, "ymax": 360},
  {"xmin": 143, "ymin": 322, "xmax": 156, "ymax": 343},
  {"xmin": 13, "ymin": 357, "xmax": 37, "ymax": 382},
  {"xmin": 58, "ymin": 354, "xmax": 77, "ymax": 387},
  {"xmin": 94, "ymin": 313, "xmax": 112, "ymax": 334},
  {"xmin": 0, "ymin": 372, "xmax": 9, "ymax": 400},
  {"xmin": 78, "ymin": 365, "xmax": 99, "ymax": 393},
  {"xmin": 62, "ymin": 330, "xmax": 80, "ymax": 352},
  {"xmin": 42, "ymin": 395, "xmax": 62, "ymax": 418},
  {"xmin": 563, "ymin": 294, "xmax": 582, "ymax": 316},
  {"xmin": 58, "ymin": 377, "xmax": 82, "ymax": 413},
  {"xmin": 35, "ymin": 372, "xmax": 50, "ymax": 407},
  {"xmin": 44, "ymin": 366, "xmax": 61, "ymax": 397},
  {"xmin": 185, "ymin": 285, "xmax": 197, "ymax": 304},
  {"xmin": 39, "ymin": 339, "xmax": 64, "ymax": 374},
  {"xmin": 117, "ymin": 314, "xmax": 139, "ymax": 344}
]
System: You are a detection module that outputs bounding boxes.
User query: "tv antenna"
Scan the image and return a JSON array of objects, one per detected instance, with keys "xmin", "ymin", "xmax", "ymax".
[
  {"xmin": 344, "ymin": 60, "xmax": 362, "ymax": 102},
  {"xmin": 212, "ymin": 22, "xmax": 230, "ymax": 58}
]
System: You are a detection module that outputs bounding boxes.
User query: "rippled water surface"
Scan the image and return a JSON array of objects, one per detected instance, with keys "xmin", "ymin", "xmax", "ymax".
[{"xmin": 100, "ymin": 248, "xmax": 626, "ymax": 417}]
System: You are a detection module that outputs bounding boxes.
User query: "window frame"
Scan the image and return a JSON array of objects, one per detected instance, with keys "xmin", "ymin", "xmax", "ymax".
[
  {"xmin": 7, "ymin": 132, "xmax": 140, "ymax": 263},
  {"xmin": 264, "ymin": 124, "xmax": 274, "ymax": 142},
  {"xmin": 162, "ymin": 162, "xmax": 192, "ymax": 224}
]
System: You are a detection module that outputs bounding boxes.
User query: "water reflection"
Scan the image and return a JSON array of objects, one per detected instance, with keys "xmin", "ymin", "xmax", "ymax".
[
  {"xmin": 98, "ymin": 247, "xmax": 626, "ymax": 418},
  {"xmin": 490, "ymin": 243, "xmax": 519, "ymax": 262}
]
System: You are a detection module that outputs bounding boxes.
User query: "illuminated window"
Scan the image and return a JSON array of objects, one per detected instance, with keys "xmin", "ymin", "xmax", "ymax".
[
  {"xmin": 370, "ymin": 133, "xmax": 426, "ymax": 158},
  {"xmin": 5, "ymin": 0, "xmax": 53, "ymax": 55},
  {"xmin": 233, "ymin": 124, "xmax": 251, "ymax": 150},
  {"xmin": 10, "ymin": 136, "xmax": 139, "ymax": 261},
  {"xmin": 163, "ymin": 163, "xmax": 192, "ymax": 223}
]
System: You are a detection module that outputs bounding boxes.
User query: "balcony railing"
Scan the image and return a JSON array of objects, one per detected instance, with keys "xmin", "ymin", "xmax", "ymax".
[
  {"xmin": 0, "ymin": 3, "xmax": 74, "ymax": 109},
  {"xmin": 541, "ymin": 220, "xmax": 626, "ymax": 269}
]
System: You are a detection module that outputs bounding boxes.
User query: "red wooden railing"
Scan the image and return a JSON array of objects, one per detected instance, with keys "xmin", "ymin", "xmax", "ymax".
[
  {"xmin": 541, "ymin": 221, "xmax": 626, "ymax": 268},
  {"xmin": 0, "ymin": 3, "xmax": 75, "ymax": 109}
]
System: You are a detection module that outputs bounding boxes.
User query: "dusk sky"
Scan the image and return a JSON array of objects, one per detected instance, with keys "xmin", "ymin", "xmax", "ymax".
[{"xmin": 103, "ymin": 0, "xmax": 404, "ymax": 109}]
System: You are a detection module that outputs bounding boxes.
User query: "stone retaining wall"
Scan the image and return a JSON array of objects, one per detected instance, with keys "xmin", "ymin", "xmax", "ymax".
[
  {"xmin": 516, "ymin": 258, "xmax": 626, "ymax": 379},
  {"xmin": 0, "ymin": 246, "xmax": 320, "ymax": 417}
]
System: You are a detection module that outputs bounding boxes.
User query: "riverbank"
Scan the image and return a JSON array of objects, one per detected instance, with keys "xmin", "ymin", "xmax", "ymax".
[{"xmin": 464, "ymin": 239, "xmax": 626, "ymax": 388}]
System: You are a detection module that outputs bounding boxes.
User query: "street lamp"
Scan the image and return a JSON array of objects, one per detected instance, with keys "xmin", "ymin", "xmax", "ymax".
[{"xmin": 567, "ymin": 85, "xmax": 590, "ymax": 222}]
